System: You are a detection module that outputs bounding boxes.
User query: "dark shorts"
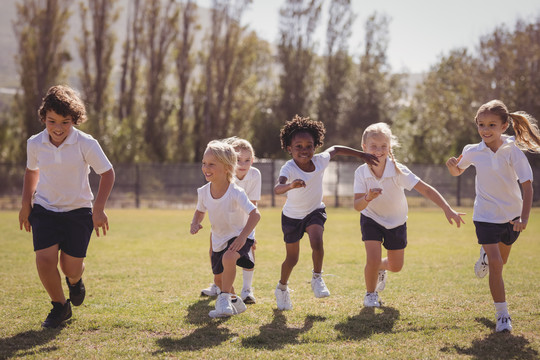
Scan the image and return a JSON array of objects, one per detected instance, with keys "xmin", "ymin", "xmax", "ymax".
[
  {"xmin": 281, "ymin": 207, "xmax": 327, "ymax": 244},
  {"xmin": 360, "ymin": 214, "xmax": 407, "ymax": 250},
  {"xmin": 474, "ymin": 217, "xmax": 520, "ymax": 245},
  {"xmin": 211, "ymin": 237, "xmax": 255, "ymax": 275},
  {"xmin": 29, "ymin": 204, "xmax": 94, "ymax": 258}
]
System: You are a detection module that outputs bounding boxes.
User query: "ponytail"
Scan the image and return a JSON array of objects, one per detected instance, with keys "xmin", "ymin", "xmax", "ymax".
[
  {"xmin": 509, "ymin": 112, "xmax": 540, "ymax": 153},
  {"xmin": 389, "ymin": 149, "xmax": 403, "ymax": 175}
]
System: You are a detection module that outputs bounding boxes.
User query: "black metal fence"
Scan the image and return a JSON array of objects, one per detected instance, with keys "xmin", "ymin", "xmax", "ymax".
[{"xmin": 2, "ymin": 159, "xmax": 539, "ymax": 210}]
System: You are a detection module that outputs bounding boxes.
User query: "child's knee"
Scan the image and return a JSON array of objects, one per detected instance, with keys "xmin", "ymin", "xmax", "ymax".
[
  {"xmin": 309, "ymin": 238, "xmax": 324, "ymax": 252},
  {"xmin": 388, "ymin": 263, "xmax": 403, "ymax": 272},
  {"xmin": 35, "ymin": 253, "xmax": 57, "ymax": 268}
]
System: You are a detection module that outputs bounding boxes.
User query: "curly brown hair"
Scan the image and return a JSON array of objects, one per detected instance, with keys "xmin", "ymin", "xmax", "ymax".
[
  {"xmin": 38, "ymin": 85, "xmax": 87, "ymax": 125},
  {"xmin": 280, "ymin": 115, "xmax": 326, "ymax": 150}
]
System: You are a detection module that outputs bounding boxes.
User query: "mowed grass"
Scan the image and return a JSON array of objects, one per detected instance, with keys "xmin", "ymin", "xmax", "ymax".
[{"xmin": 0, "ymin": 207, "xmax": 539, "ymax": 359}]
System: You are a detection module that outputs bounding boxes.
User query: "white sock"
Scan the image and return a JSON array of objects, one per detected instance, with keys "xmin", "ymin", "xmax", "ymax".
[
  {"xmin": 494, "ymin": 302, "xmax": 509, "ymax": 315},
  {"xmin": 312, "ymin": 271, "xmax": 322, "ymax": 279},
  {"xmin": 277, "ymin": 281, "xmax": 288, "ymax": 291},
  {"xmin": 242, "ymin": 270, "xmax": 254, "ymax": 291}
]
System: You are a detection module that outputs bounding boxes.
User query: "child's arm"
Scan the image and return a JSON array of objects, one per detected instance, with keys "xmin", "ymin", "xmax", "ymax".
[
  {"xmin": 191, "ymin": 210, "xmax": 205, "ymax": 234},
  {"xmin": 274, "ymin": 176, "xmax": 305, "ymax": 195},
  {"xmin": 327, "ymin": 145, "xmax": 378, "ymax": 166},
  {"xmin": 446, "ymin": 155, "xmax": 465, "ymax": 176},
  {"xmin": 414, "ymin": 180, "xmax": 466, "ymax": 227},
  {"xmin": 353, "ymin": 188, "xmax": 383, "ymax": 211},
  {"xmin": 92, "ymin": 168, "xmax": 115, "ymax": 237},
  {"xmin": 510, "ymin": 180, "xmax": 533, "ymax": 231},
  {"xmin": 19, "ymin": 168, "xmax": 39, "ymax": 232},
  {"xmin": 229, "ymin": 208, "xmax": 261, "ymax": 252}
]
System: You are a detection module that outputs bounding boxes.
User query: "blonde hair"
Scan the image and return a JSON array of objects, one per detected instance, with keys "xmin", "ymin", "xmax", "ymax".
[
  {"xmin": 204, "ymin": 140, "xmax": 237, "ymax": 182},
  {"xmin": 361, "ymin": 122, "xmax": 402, "ymax": 174},
  {"xmin": 476, "ymin": 99, "xmax": 540, "ymax": 153},
  {"xmin": 222, "ymin": 136, "xmax": 255, "ymax": 158}
]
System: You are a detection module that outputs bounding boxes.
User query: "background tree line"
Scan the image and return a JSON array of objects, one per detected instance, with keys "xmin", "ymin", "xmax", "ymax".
[{"xmin": 1, "ymin": 0, "xmax": 540, "ymax": 165}]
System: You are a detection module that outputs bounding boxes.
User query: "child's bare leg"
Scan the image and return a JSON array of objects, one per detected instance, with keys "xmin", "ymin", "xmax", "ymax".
[
  {"xmin": 484, "ymin": 244, "xmax": 506, "ymax": 303},
  {"xmin": 221, "ymin": 250, "xmax": 240, "ymax": 294},
  {"xmin": 364, "ymin": 241, "xmax": 382, "ymax": 292},
  {"xmin": 280, "ymin": 242, "xmax": 300, "ymax": 285},
  {"xmin": 59, "ymin": 252, "xmax": 85, "ymax": 284},
  {"xmin": 35, "ymin": 245, "xmax": 66, "ymax": 303},
  {"xmin": 498, "ymin": 242, "xmax": 512, "ymax": 265},
  {"xmin": 381, "ymin": 249, "xmax": 405, "ymax": 272},
  {"xmin": 306, "ymin": 224, "xmax": 324, "ymax": 273}
]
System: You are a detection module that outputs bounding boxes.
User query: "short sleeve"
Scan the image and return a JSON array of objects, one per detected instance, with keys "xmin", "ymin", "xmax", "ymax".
[
  {"xmin": 196, "ymin": 187, "xmax": 206, "ymax": 213},
  {"xmin": 248, "ymin": 168, "xmax": 262, "ymax": 201},
  {"xmin": 235, "ymin": 187, "xmax": 257, "ymax": 215},
  {"xmin": 457, "ymin": 144, "xmax": 475, "ymax": 170},
  {"xmin": 396, "ymin": 163, "xmax": 420, "ymax": 191},
  {"xmin": 511, "ymin": 148, "xmax": 533, "ymax": 183},
  {"xmin": 26, "ymin": 138, "xmax": 39, "ymax": 171},
  {"xmin": 353, "ymin": 166, "xmax": 367, "ymax": 194},
  {"xmin": 81, "ymin": 137, "xmax": 113, "ymax": 175}
]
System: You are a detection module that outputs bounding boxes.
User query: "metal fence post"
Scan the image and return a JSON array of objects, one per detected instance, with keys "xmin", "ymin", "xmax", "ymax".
[
  {"xmin": 334, "ymin": 160, "xmax": 340, "ymax": 207},
  {"xmin": 135, "ymin": 164, "xmax": 140, "ymax": 208},
  {"xmin": 271, "ymin": 159, "xmax": 275, "ymax": 207}
]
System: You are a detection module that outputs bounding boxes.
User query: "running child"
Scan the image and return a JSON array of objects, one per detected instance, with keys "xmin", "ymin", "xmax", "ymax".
[
  {"xmin": 354, "ymin": 122, "xmax": 464, "ymax": 308},
  {"xmin": 19, "ymin": 85, "xmax": 115, "ymax": 328},
  {"xmin": 274, "ymin": 115, "xmax": 378, "ymax": 310},
  {"xmin": 446, "ymin": 100, "xmax": 540, "ymax": 332},
  {"xmin": 201, "ymin": 137, "xmax": 261, "ymax": 304},
  {"xmin": 191, "ymin": 140, "xmax": 261, "ymax": 318}
]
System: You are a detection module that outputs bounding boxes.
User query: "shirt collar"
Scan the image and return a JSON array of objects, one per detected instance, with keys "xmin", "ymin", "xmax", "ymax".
[
  {"xmin": 478, "ymin": 135, "xmax": 515, "ymax": 151},
  {"xmin": 42, "ymin": 127, "xmax": 79, "ymax": 146},
  {"xmin": 363, "ymin": 156, "xmax": 396, "ymax": 179}
]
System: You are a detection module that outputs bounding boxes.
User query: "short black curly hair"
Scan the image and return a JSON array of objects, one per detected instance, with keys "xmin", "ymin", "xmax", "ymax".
[
  {"xmin": 280, "ymin": 115, "xmax": 326, "ymax": 150},
  {"xmin": 38, "ymin": 85, "xmax": 87, "ymax": 125}
]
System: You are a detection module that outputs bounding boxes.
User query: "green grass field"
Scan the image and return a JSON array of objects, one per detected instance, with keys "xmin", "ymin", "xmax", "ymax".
[{"xmin": 1, "ymin": 208, "xmax": 539, "ymax": 359}]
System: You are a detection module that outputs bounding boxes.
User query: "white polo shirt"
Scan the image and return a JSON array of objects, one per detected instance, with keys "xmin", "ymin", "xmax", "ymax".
[
  {"xmin": 26, "ymin": 128, "xmax": 113, "ymax": 212},
  {"xmin": 457, "ymin": 136, "xmax": 533, "ymax": 223},
  {"xmin": 279, "ymin": 151, "xmax": 331, "ymax": 219},
  {"xmin": 354, "ymin": 158, "xmax": 420, "ymax": 229},
  {"xmin": 235, "ymin": 167, "xmax": 261, "ymax": 237},
  {"xmin": 196, "ymin": 182, "xmax": 257, "ymax": 252}
]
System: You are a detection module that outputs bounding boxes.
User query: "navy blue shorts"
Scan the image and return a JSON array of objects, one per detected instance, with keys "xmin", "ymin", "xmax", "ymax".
[
  {"xmin": 474, "ymin": 217, "xmax": 520, "ymax": 245},
  {"xmin": 29, "ymin": 204, "xmax": 93, "ymax": 258},
  {"xmin": 211, "ymin": 237, "xmax": 255, "ymax": 275},
  {"xmin": 360, "ymin": 214, "xmax": 407, "ymax": 250},
  {"xmin": 281, "ymin": 207, "xmax": 327, "ymax": 244}
]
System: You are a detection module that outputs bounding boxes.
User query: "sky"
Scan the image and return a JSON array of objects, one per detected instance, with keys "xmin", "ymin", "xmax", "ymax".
[{"xmin": 197, "ymin": 0, "xmax": 540, "ymax": 73}]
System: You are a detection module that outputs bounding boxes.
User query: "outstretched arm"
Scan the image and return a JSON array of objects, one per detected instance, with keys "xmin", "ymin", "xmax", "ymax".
[
  {"xmin": 326, "ymin": 145, "xmax": 378, "ymax": 166},
  {"xmin": 446, "ymin": 155, "xmax": 465, "ymax": 176},
  {"xmin": 414, "ymin": 180, "xmax": 466, "ymax": 227},
  {"xmin": 274, "ymin": 176, "xmax": 306, "ymax": 195}
]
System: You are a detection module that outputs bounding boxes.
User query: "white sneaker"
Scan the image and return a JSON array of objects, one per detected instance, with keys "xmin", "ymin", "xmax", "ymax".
[
  {"xmin": 496, "ymin": 313, "xmax": 512, "ymax": 332},
  {"xmin": 474, "ymin": 247, "xmax": 489, "ymax": 278},
  {"xmin": 363, "ymin": 292, "xmax": 381, "ymax": 307},
  {"xmin": 311, "ymin": 276, "xmax": 330, "ymax": 298},
  {"xmin": 209, "ymin": 293, "xmax": 234, "ymax": 318},
  {"xmin": 241, "ymin": 287, "xmax": 256, "ymax": 304},
  {"xmin": 231, "ymin": 296, "xmax": 247, "ymax": 314},
  {"xmin": 275, "ymin": 284, "xmax": 292, "ymax": 310},
  {"xmin": 201, "ymin": 283, "xmax": 220, "ymax": 297},
  {"xmin": 376, "ymin": 270, "xmax": 387, "ymax": 292}
]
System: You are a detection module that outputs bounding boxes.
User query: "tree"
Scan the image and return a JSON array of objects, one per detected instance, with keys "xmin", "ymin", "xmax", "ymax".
[
  {"xmin": 396, "ymin": 49, "xmax": 481, "ymax": 164},
  {"xmin": 173, "ymin": 0, "xmax": 197, "ymax": 161},
  {"xmin": 277, "ymin": 0, "xmax": 323, "ymax": 123},
  {"xmin": 12, "ymin": 0, "xmax": 72, "ymax": 160},
  {"xmin": 140, "ymin": 0, "xmax": 180, "ymax": 162},
  {"xmin": 345, "ymin": 12, "xmax": 404, "ymax": 146},
  {"xmin": 318, "ymin": 0, "xmax": 355, "ymax": 145},
  {"xmin": 78, "ymin": 0, "xmax": 120, "ymax": 146}
]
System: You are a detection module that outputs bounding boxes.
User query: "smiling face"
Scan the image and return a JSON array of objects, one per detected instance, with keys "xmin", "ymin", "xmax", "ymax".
[
  {"xmin": 362, "ymin": 133, "xmax": 390, "ymax": 167},
  {"xmin": 44, "ymin": 110, "xmax": 74, "ymax": 147},
  {"xmin": 476, "ymin": 112, "xmax": 509, "ymax": 151},
  {"xmin": 201, "ymin": 150, "xmax": 228, "ymax": 184},
  {"xmin": 287, "ymin": 131, "xmax": 315, "ymax": 169},
  {"xmin": 235, "ymin": 148, "xmax": 253, "ymax": 180}
]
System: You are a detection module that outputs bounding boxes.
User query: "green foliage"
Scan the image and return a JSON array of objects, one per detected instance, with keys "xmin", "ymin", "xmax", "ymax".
[{"xmin": 1, "ymin": 208, "xmax": 539, "ymax": 358}]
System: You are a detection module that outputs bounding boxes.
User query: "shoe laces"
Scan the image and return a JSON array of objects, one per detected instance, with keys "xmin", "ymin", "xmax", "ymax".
[{"xmin": 47, "ymin": 302, "xmax": 66, "ymax": 318}]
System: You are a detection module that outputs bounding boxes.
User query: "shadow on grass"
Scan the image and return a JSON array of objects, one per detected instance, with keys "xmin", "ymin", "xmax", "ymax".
[
  {"xmin": 241, "ymin": 309, "xmax": 326, "ymax": 350},
  {"xmin": 154, "ymin": 298, "xmax": 237, "ymax": 354},
  {"xmin": 334, "ymin": 306, "xmax": 400, "ymax": 340},
  {"xmin": 440, "ymin": 317, "xmax": 539, "ymax": 360},
  {"xmin": 0, "ymin": 328, "xmax": 61, "ymax": 359}
]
